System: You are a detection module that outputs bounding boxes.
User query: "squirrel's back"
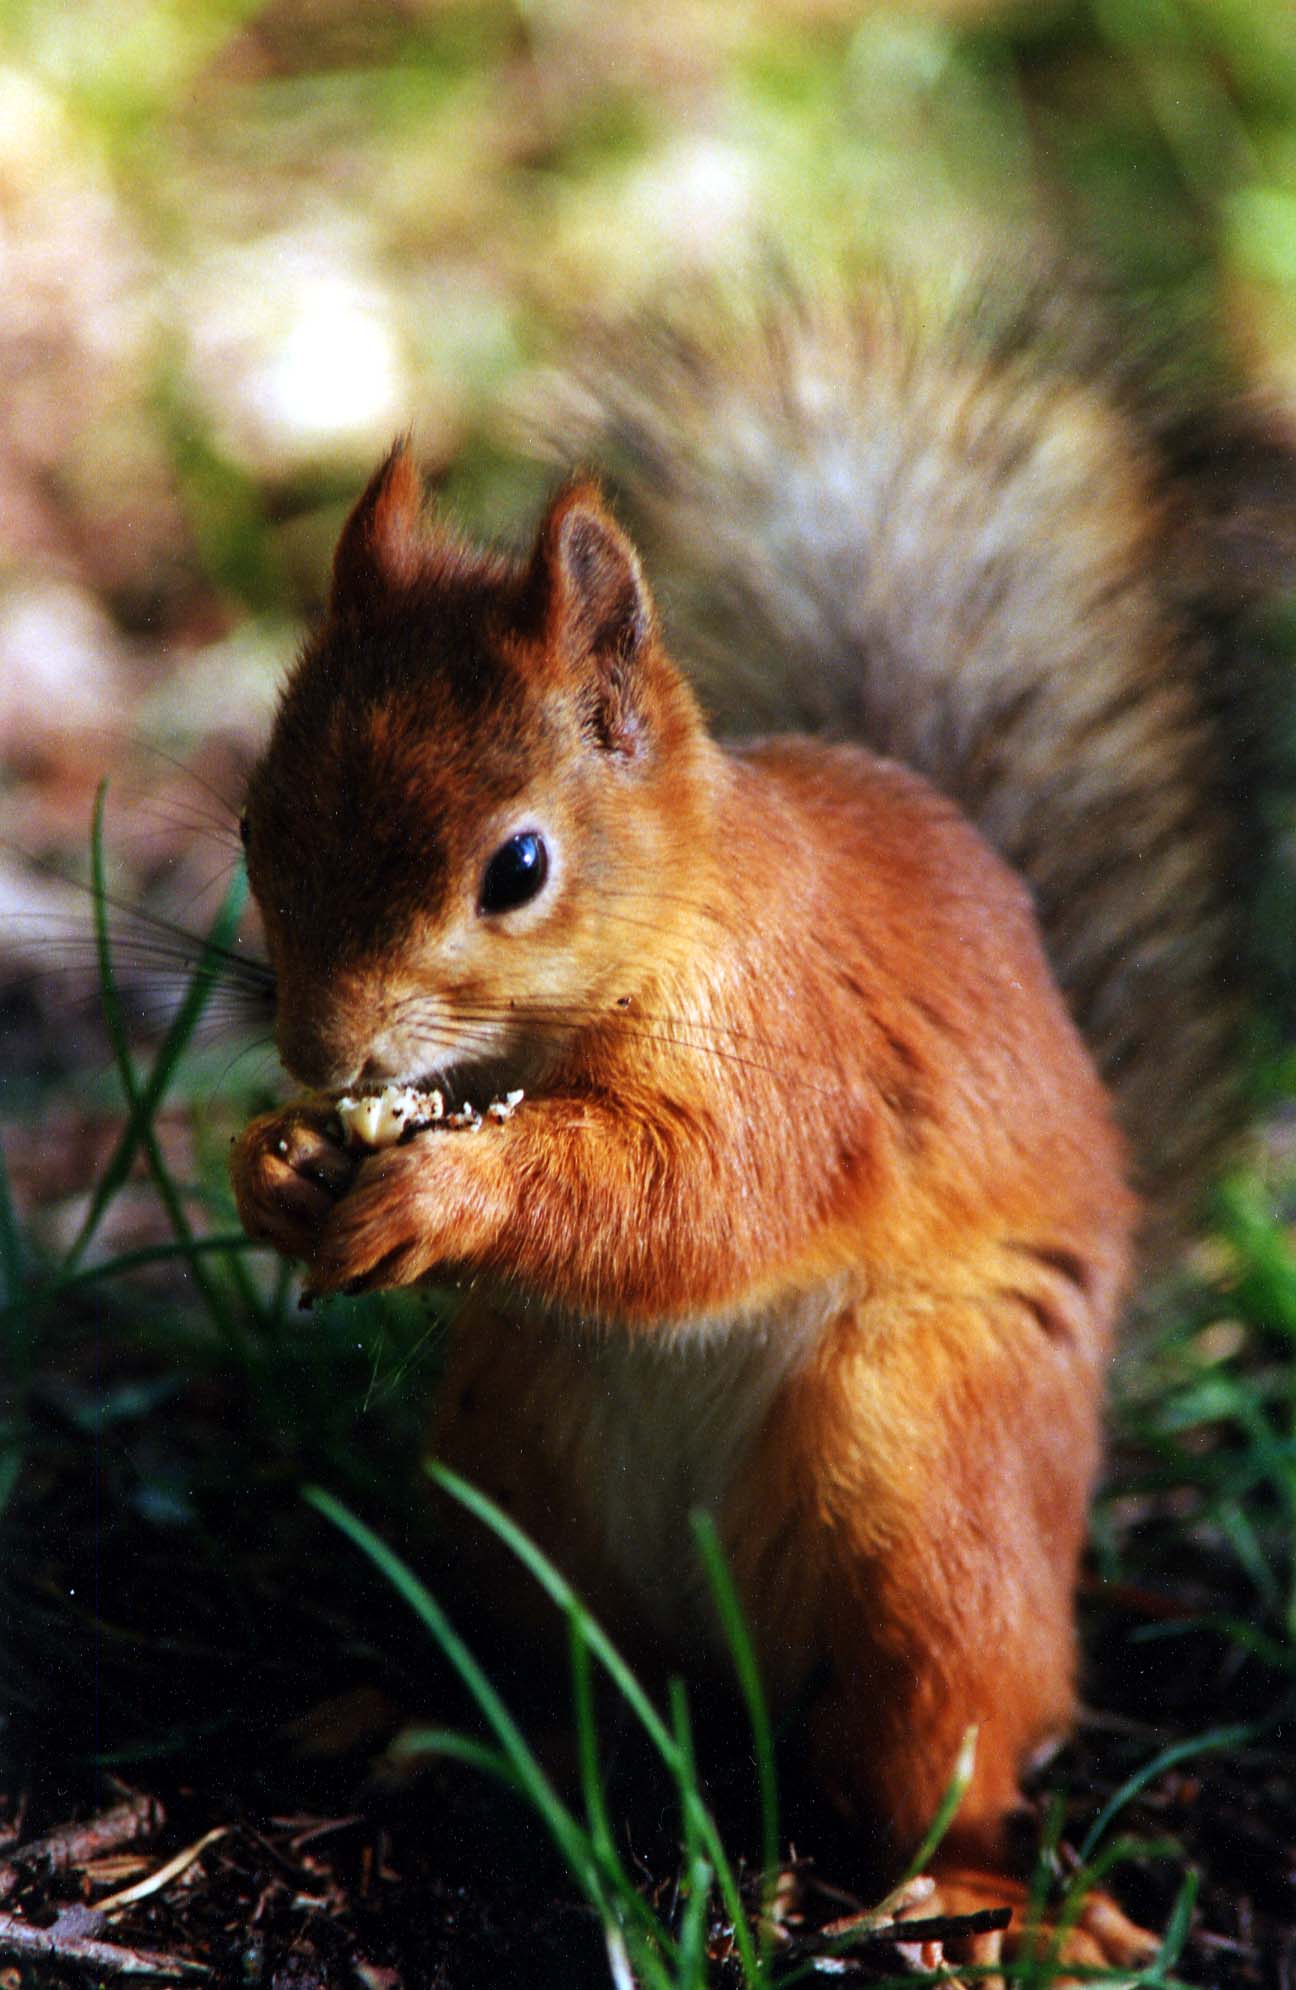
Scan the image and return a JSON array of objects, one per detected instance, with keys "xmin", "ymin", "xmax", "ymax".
[{"xmin": 534, "ymin": 269, "xmax": 1296, "ymax": 1226}]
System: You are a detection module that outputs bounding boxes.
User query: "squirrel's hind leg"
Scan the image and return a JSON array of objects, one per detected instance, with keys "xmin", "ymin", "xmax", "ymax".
[{"xmin": 733, "ymin": 1290, "xmax": 1152, "ymax": 1966}]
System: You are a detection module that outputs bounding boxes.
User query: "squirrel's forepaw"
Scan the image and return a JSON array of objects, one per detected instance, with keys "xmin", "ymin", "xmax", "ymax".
[
  {"xmin": 230, "ymin": 1101, "xmax": 357, "ymax": 1262},
  {"xmin": 304, "ymin": 1145, "xmax": 444, "ymax": 1296}
]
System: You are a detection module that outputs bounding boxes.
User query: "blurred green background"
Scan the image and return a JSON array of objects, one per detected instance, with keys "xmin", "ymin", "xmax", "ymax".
[
  {"xmin": 3, "ymin": 0, "xmax": 1296, "ymax": 785},
  {"xmin": 5, "ymin": 0, "xmax": 1296, "ymax": 1100}
]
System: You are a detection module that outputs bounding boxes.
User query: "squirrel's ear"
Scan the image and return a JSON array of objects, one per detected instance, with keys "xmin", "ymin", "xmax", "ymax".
[
  {"xmin": 330, "ymin": 439, "xmax": 423, "ymax": 614},
  {"xmin": 533, "ymin": 483, "xmax": 656, "ymax": 755}
]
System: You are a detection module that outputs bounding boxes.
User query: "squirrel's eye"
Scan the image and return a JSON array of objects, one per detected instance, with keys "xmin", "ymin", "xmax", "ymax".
[
  {"xmin": 238, "ymin": 811, "xmax": 250, "ymax": 849},
  {"xmin": 479, "ymin": 832, "xmax": 549, "ymax": 916}
]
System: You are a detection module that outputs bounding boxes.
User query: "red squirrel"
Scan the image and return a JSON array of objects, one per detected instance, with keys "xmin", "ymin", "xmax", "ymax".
[{"xmin": 230, "ymin": 278, "xmax": 1292, "ymax": 1967}]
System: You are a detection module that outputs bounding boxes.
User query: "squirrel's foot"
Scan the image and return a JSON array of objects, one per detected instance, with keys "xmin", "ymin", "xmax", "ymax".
[
  {"xmin": 909, "ymin": 1868, "xmax": 1159, "ymax": 1985},
  {"xmin": 230, "ymin": 1100, "xmax": 357, "ymax": 1261}
]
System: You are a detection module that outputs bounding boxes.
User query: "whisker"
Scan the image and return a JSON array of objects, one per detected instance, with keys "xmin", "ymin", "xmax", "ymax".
[
  {"xmin": 121, "ymin": 984, "xmax": 272, "ymax": 1025},
  {"xmin": 593, "ymin": 887, "xmax": 733, "ymax": 930},
  {"xmin": 0, "ymin": 841, "xmax": 272, "ymax": 984},
  {"xmin": 548, "ymin": 902, "xmax": 726, "ymax": 943},
  {"xmin": 595, "ymin": 883, "xmax": 726, "ymax": 912},
  {"xmin": 203, "ymin": 1035, "xmax": 281, "ymax": 1103},
  {"xmin": 3, "ymin": 933, "xmax": 274, "ymax": 999},
  {"xmin": 96, "ymin": 730, "xmax": 247, "ymax": 821},
  {"xmin": 8, "ymin": 921, "xmax": 258, "ymax": 963},
  {"xmin": 112, "ymin": 797, "xmax": 243, "ymax": 852},
  {"xmin": 393, "ymin": 1011, "xmax": 827, "ymax": 1096},
  {"xmin": 163, "ymin": 854, "xmax": 250, "ymax": 926},
  {"xmin": 396, "ymin": 1019, "xmax": 521, "ymax": 1059},
  {"xmin": 362, "ymin": 1314, "xmax": 446, "ymax": 1410},
  {"xmin": 8, "ymin": 899, "xmax": 273, "ymax": 990},
  {"xmin": 392, "ymin": 989, "xmax": 800, "ymax": 1058}
]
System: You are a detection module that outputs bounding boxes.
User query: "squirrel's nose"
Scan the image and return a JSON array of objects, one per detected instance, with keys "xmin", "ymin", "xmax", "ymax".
[
  {"xmin": 274, "ymin": 1009, "xmax": 369, "ymax": 1092},
  {"xmin": 277, "ymin": 1038, "xmax": 407, "ymax": 1092},
  {"xmin": 272, "ymin": 960, "xmax": 416, "ymax": 1089}
]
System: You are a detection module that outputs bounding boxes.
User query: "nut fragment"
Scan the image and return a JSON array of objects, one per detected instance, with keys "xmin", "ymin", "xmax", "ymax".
[
  {"xmin": 334, "ymin": 1083, "xmax": 524, "ymax": 1150},
  {"xmin": 336, "ymin": 1086, "xmax": 444, "ymax": 1151}
]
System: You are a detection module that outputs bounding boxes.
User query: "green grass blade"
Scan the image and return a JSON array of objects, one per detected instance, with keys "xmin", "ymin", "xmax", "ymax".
[
  {"xmin": 1135, "ymin": 1615, "xmax": 1296, "ymax": 1673},
  {"xmin": 1041, "ymin": 1832, "xmax": 1183, "ymax": 1989},
  {"xmin": 428, "ymin": 1461, "xmax": 767, "ymax": 1984},
  {"xmin": 303, "ymin": 1486, "xmax": 607, "ymax": 1907},
  {"xmin": 604, "ymin": 1924, "xmax": 636, "ymax": 1990},
  {"xmin": 428, "ymin": 1461, "xmax": 674, "ymax": 1751},
  {"xmin": 669, "ymin": 1676, "xmax": 703, "ymax": 1869},
  {"xmin": 1213, "ymin": 1496, "xmax": 1280, "ymax": 1608},
  {"xmin": 87, "ymin": 779, "xmax": 138, "ymax": 1115},
  {"xmin": 71, "ymin": 783, "xmax": 253, "ymax": 1351},
  {"xmin": 0, "ymin": 1233, "xmax": 257, "ymax": 1334},
  {"xmin": 669, "ymin": 1681, "xmax": 715, "ymax": 1990},
  {"xmin": 1215, "ymin": 1175, "xmax": 1296, "ymax": 1343},
  {"xmin": 899, "ymin": 1723, "xmax": 978, "ymax": 1884},
  {"xmin": 320, "ymin": 1487, "xmax": 690, "ymax": 1979},
  {"xmin": 1015, "ymin": 1789, "xmax": 1064, "ymax": 1990},
  {"xmin": 690, "ymin": 1510, "xmax": 779, "ymax": 1910},
  {"xmin": 569, "ymin": 1608, "xmax": 618, "ymax": 1873},
  {"xmin": 674, "ymin": 1853, "xmax": 715, "ymax": 1990},
  {"xmin": 1076, "ymin": 1719, "xmax": 1259, "ymax": 1863},
  {"xmin": 607, "ymin": 1919, "xmax": 678, "ymax": 1990},
  {"xmin": 1149, "ymin": 1865, "xmax": 1199, "ymax": 1981},
  {"xmin": 388, "ymin": 1726, "xmax": 522, "ymax": 1792},
  {"xmin": 69, "ymin": 782, "xmax": 246, "ymax": 1256},
  {"xmin": 566, "ymin": 1612, "xmax": 695, "ymax": 1972}
]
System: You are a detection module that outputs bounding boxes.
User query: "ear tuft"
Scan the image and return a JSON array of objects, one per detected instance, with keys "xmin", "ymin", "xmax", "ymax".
[
  {"xmin": 330, "ymin": 439, "xmax": 424, "ymax": 615},
  {"xmin": 535, "ymin": 483, "xmax": 656, "ymax": 754}
]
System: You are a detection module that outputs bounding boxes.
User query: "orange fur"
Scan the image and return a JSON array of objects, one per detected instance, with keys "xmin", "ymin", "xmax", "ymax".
[{"xmin": 230, "ymin": 447, "xmax": 1142, "ymax": 1951}]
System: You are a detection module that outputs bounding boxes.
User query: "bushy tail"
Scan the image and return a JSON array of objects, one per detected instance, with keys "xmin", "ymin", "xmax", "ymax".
[{"xmin": 532, "ymin": 268, "xmax": 1296, "ymax": 1224}]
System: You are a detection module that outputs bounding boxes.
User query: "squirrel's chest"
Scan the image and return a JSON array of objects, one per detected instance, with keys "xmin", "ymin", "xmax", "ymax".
[
  {"xmin": 441, "ymin": 1285, "xmax": 844, "ymax": 1651},
  {"xmin": 561, "ymin": 1289, "xmax": 848, "ymax": 1647}
]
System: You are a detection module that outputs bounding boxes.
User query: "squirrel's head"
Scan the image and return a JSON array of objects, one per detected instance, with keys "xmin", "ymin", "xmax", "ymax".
[{"xmin": 240, "ymin": 442, "xmax": 718, "ymax": 1096}]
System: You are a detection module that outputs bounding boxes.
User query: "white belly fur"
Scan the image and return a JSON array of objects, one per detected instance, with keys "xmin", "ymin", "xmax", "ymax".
[{"xmin": 567, "ymin": 1280, "xmax": 849, "ymax": 1648}]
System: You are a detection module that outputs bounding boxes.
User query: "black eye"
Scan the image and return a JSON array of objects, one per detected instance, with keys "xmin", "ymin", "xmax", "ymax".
[
  {"xmin": 479, "ymin": 832, "xmax": 549, "ymax": 915},
  {"xmin": 238, "ymin": 811, "xmax": 250, "ymax": 849}
]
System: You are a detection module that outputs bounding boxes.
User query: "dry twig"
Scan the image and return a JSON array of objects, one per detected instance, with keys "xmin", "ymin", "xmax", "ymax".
[
  {"xmin": 0, "ymin": 1793, "xmax": 162, "ymax": 1902},
  {"xmin": 0, "ymin": 1904, "xmax": 204, "ymax": 1978}
]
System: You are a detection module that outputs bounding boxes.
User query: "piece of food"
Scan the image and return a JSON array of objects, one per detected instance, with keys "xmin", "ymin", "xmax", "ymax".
[
  {"xmin": 333, "ymin": 1083, "xmax": 525, "ymax": 1150},
  {"xmin": 335, "ymin": 1085, "xmax": 444, "ymax": 1150}
]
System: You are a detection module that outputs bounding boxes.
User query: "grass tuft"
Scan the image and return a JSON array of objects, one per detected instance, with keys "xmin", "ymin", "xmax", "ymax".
[{"xmin": 306, "ymin": 1479, "xmax": 730, "ymax": 1988}]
